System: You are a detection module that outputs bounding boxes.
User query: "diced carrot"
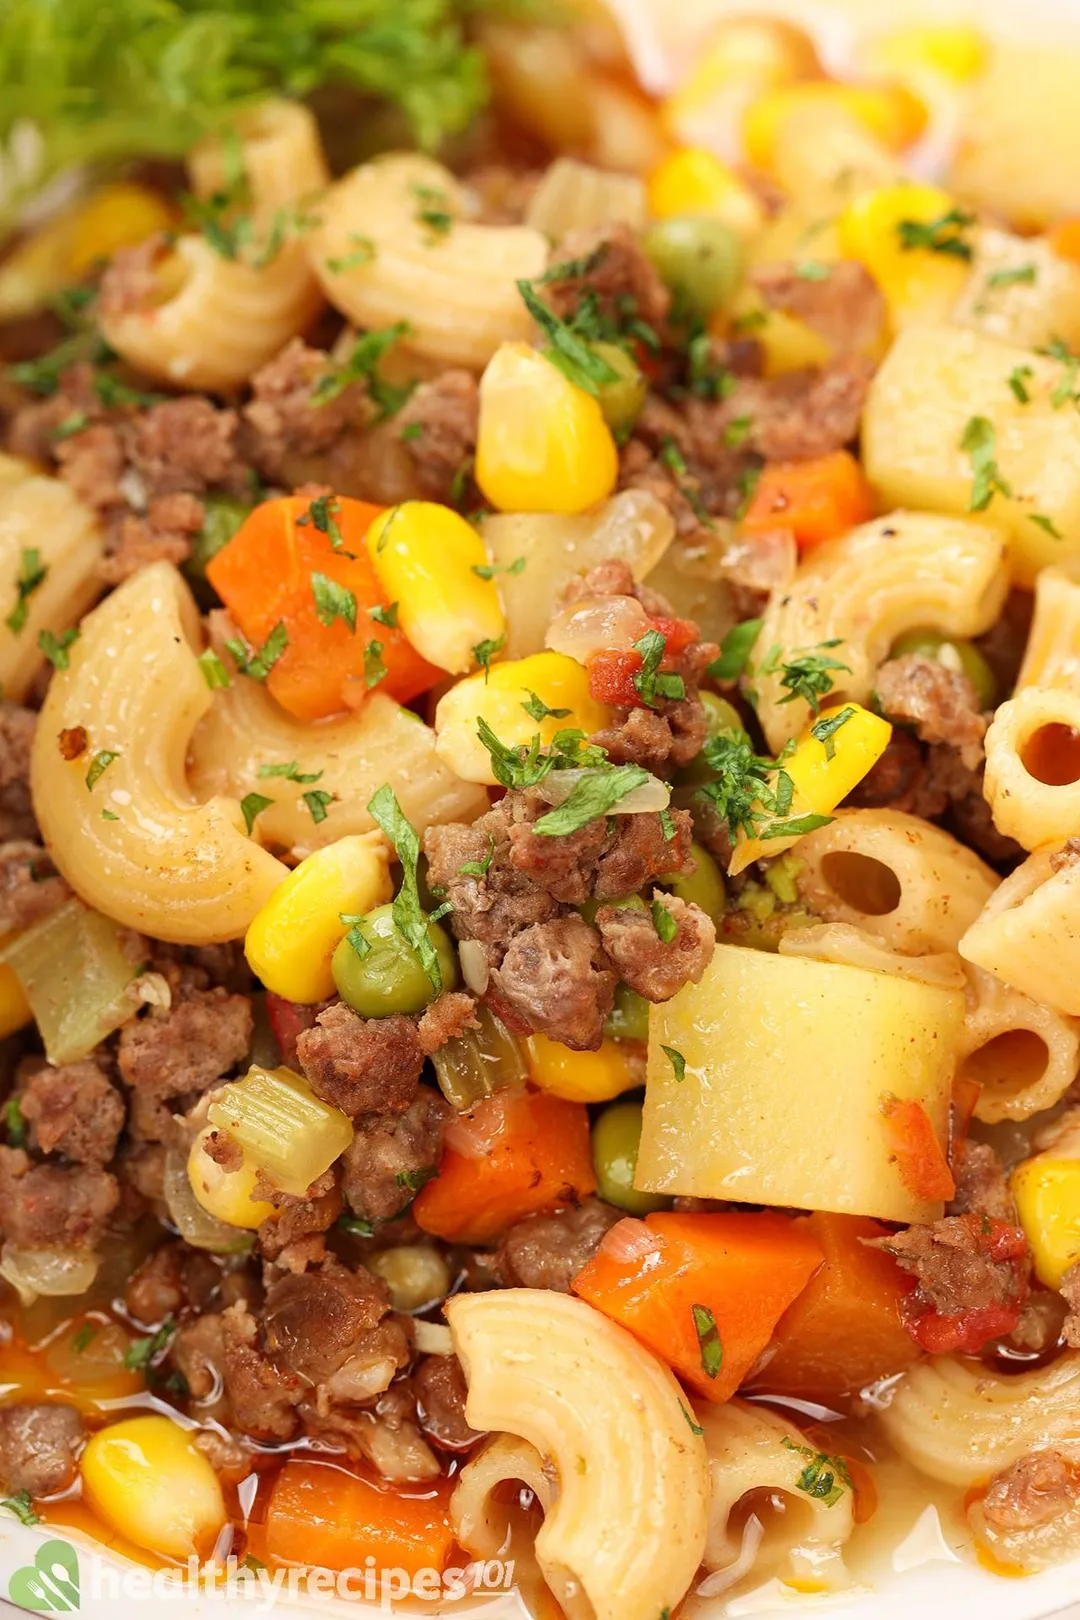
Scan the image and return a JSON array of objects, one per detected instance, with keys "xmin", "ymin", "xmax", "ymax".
[
  {"xmin": 740, "ymin": 450, "xmax": 875, "ymax": 551},
  {"xmin": 747, "ymin": 1213, "xmax": 920, "ymax": 1399},
  {"xmin": 265, "ymin": 1460, "xmax": 454, "ymax": 1576},
  {"xmin": 412, "ymin": 1088, "xmax": 597, "ymax": 1244},
  {"xmin": 1049, "ymin": 218, "xmax": 1080, "ymax": 266},
  {"xmin": 206, "ymin": 494, "xmax": 441, "ymax": 721},
  {"xmin": 880, "ymin": 1095, "xmax": 955, "ymax": 1203},
  {"xmin": 573, "ymin": 1210, "xmax": 824, "ymax": 1404}
]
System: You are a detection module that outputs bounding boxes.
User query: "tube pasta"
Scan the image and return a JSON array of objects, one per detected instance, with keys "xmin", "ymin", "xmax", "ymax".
[
  {"xmin": 878, "ymin": 1350, "xmax": 1080, "ymax": 1488},
  {"xmin": 959, "ymin": 964, "xmax": 1080, "ymax": 1124},
  {"xmin": 307, "ymin": 154, "xmax": 547, "ymax": 371},
  {"xmin": 751, "ymin": 510, "xmax": 1008, "ymax": 751},
  {"xmin": 446, "ymin": 1288, "xmax": 709, "ymax": 1620},
  {"xmin": 486, "ymin": 489, "xmax": 675, "ymax": 659},
  {"xmin": 778, "ymin": 923, "xmax": 968, "ymax": 989},
  {"xmin": 1016, "ymin": 563, "xmax": 1080, "ymax": 692},
  {"xmin": 793, "ymin": 809, "xmax": 998, "ymax": 955},
  {"xmin": 983, "ymin": 686, "xmax": 1080, "ymax": 851},
  {"xmin": 696, "ymin": 1400, "xmax": 854, "ymax": 1591},
  {"xmin": 960, "ymin": 850, "xmax": 1080, "ymax": 1017},
  {"xmin": 99, "ymin": 100, "xmax": 327, "ymax": 392},
  {"xmin": 524, "ymin": 158, "xmax": 647, "ymax": 238},
  {"xmin": 188, "ymin": 645, "xmax": 488, "ymax": 860},
  {"xmin": 0, "ymin": 455, "xmax": 104, "ymax": 700},
  {"xmin": 30, "ymin": 562, "xmax": 288, "ymax": 945}
]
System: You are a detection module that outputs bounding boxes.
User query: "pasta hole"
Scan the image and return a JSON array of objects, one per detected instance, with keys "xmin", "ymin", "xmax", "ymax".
[
  {"xmin": 961, "ymin": 1030, "xmax": 1049, "ymax": 1106},
  {"xmin": 819, "ymin": 851, "xmax": 901, "ymax": 916},
  {"xmin": 1020, "ymin": 723, "xmax": 1080, "ymax": 786}
]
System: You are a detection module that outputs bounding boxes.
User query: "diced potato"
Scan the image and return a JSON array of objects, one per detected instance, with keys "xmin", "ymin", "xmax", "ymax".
[
  {"xmin": 950, "ymin": 45, "xmax": 1080, "ymax": 230},
  {"xmin": 952, "ymin": 228, "xmax": 1080, "ymax": 351},
  {"xmin": 637, "ymin": 944, "xmax": 964, "ymax": 1224},
  {"xmin": 863, "ymin": 324, "xmax": 1080, "ymax": 587}
]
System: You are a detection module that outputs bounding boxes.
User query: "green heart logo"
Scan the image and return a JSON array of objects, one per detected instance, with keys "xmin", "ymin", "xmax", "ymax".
[{"xmin": 7, "ymin": 1539, "xmax": 80, "ymax": 1612}]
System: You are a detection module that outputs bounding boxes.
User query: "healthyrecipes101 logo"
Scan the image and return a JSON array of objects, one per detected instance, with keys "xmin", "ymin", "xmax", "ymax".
[{"xmin": 6, "ymin": 1539, "xmax": 516, "ymax": 1612}]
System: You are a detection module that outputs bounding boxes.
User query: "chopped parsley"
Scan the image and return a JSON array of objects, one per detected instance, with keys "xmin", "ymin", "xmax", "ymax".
[
  {"xmin": 240, "ymin": 792, "xmax": 273, "ymax": 835},
  {"xmin": 1007, "ymin": 364, "xmax": 1034, "ymax": 404},
  {"xmin": 758, "ymin": 640, "xmax": 850, "ymax": 714},
  {"xmin": 781, "ymin": 1437, "xmax": 852, "ymax": 1508},
  {"xmin": 659, "ymin": 807, "xmax": 676, "ymax": 842},
  {"xmin": 5, "ymin": 548, "xmax": 46, "ymax": 633},
  {"xmin": 338, "ymin": 1212, "xmax": 376, "ymax": 1238},
  {"xmin": 722, "ymin": 414, "xmax": 753, "ymax": 448},
  {"xmin": 652, "ymin": 897, "xmax": 678, "ymax": 943},
  {"xmin": 633, "ymin": 628, "xmax": 686, "ymax": 709},
  {"xmin": 533, "ymin": 764, "xmax": 651, "ymax": 838},
  {"xmin": 298, "ymin": 493, "xmax": 347, "ymax": 553},
  {"xmin": 793, "ymin": 260, "xmax": 830, "ymax": 280},
  {"xmin": 661, "ymin": 1044, "xmax": 686, "ymax": 1082},
  {"xmin": 363, "ymin": 639, "xmax": 388, "ymax": 688},
  {"xmin": 810, "ymin": 704, "xmax": 856, "ymax": 760},
  {"xmin": 472, "ymin": 557, "xmax": 526, "ymax": 581},
  {"xmin": 534, "ymin": 245, "xmax": 611, "ymax": 286},
  {"xmin": 474, "ymin": 721, "xmax": 607, "ymax": 791},
  {"xmin": 38, "ymin": 626, "xmax": 79, "ymax": 671},
  {"xmin": 367, "ymin": 784, "xmax": 446, "ymax": 993},
  {"xmin": 326, "ymin": 235, "xmax": 376, "ymax": 272},
  {"xmin": 369, "ymin": 602, "xmax": 399, "ymax": 628},
  {"xmin": 101, "ymin": 809, "xmax": 119, "ymax": 821},
  {"xmin": 960, "ymin": 415, "xmax": 1012, "ymax": 511},
  {"xmin": 339, "ymin": 913, "xmax": 371, "ymax": 961},
  {"xmin": 85, "ymin": 749, "xmax": 119, "ymax": 789},
  {"xmin": 895, "ymin": 208, "xmax": 975, "ymax": 260},
  {"xmin": 680, "ymin": 1402, "xmax": 704, "ymax": 1437},
  {"xmin": 691, "ymin": 1303, "xmax": 723, "ymax": 1379},
  {"xmin": 400, "ymin": 421, "xmax": 423, "ymax": 442},
  {"xmin": 1030, "ymin": 513, "xmax": 1064, "ymax": 538},
  {"xmin": 1, "ymin": 1490, "xmax": 39, "ymax": 1526},
  {"xmin": 515, "ymin": 277, "xmax": 621, "ymax": 398},
  {"xmin": 395, "ymin": 1165, "xmax": 436, "ymax": 1194},
  {"xmin": 71, "ymin": 1321, "xmax": 98, "ymax": 1354},
  {"xmin": 311, "ymin": 572, "xmax": 357, "ymax": 632},
  {"xmin": 684, "ymin": 329, "xmax": 735, "ymax": 402},
  {"xmin": 734, "ymin": 463, "xmax": 762, "ymax": 520},
  {"xmin": 3, "ymin": 1095, "xmax": 26, "ymax": 1148},
  {"xmin": 986, "ymin": 264, "xmax": 1037, "ymax": 290},
  {"xmin": 312, "ymin": 321, "xmax": 414, "ymax": 417},
  {"xmin": 258, "ymin": 760, "xmax": 323, "ymax": 783},
  {"xmin": 697, "ymin": 730, "xmax": 831, "ymax": 844},
  {"xmin": 124, "ymin": 1316, "xmax": 176, "ymax": 1372},
  {"xmin": 473, "ymin": 633, "xmax": 505, "ymax": 679},
  {"xmin": 303, "ymin": 788, "xmax": 334, "ymax": 824},
  {"xmin": 708, "ymin": 618, "xmax": 762, "ymax": 683},
  {"xmin": 413, "ymin": 183, "xmax": 454, "ymax": 240},
  {"xmin": 197, "ymin": 648, "xmax": 231, "ymax": 690},
  {"xmin": 1038, "ymin": 336, "xmax": 1080, "ymax": 408},
  {"xmin": 459, "ymin": 832, "xmax": 496, "ymax": 878},
  {"xmin": 521, "ymin": 690, "xmax": 571, "ymax": 723},
  {"xmin": 225, "ymin": 621, "xmax": 288, "ymax": 681},
  {"xmin": 659, "ymin": 435, "xmax": 713, "ymax": 528},
  {"xmin": 52, "ymin": 411, "xmax": 90, "ymax": 440}
]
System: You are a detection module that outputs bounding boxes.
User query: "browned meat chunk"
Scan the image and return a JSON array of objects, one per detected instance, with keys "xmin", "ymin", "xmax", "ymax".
[
  {"xmin": 0, "ymin": 708, "xmax": 39, "ymax": 841},
  {"xmin": 496, "ymin": 1197, "xmax": 621, "ymax": 1291},
  {"xmin": 543, "ymin": 223, "xmax": 671, "ymax": 329},
  {"xmin": 296, "ymin": 1003, "xmax": 424, "ymax": 1116},
  {"xmin": 590, "ymin": 706, "xmax": 674, "ymax": 770},
  {"xmin": 417, "ymin": 992, "xmax": 479, "ymax": 1055},
  {"xmin": 730, "ymin": 357, "xmax": 873, "ymax": 462},
  {"xmin": 124, "ymin": 397, "xmax": 243, "ymax": 497},
  {"xmin": 845, "ymin": 729, "xmax": 925, "ymax": 809},
  {"xmin": 0, "ymin": 1402, "xmax": 84, "ymax": 1495},
  {"xmin": 424, "ymin": 816, "xmax": 560, "ymax": 960},
  {"xmin": 875, "ymin": 653, "xmax": 987, "ymax": 770},
  {"xmin": 395, "ymin": 371, "xmax": 478, "ymax": 502},
  {"xmin": 220, "ymin": 1300, "xmax": 303, "ymax": 1440},
  {"xmin": 753, "ymin": 261, "xmax": 885, "ymax": 356},
  {"xmin": 98, "ymin": 235, "xmax": 169, "ymax": 318},
  {"xmin": 412, "ymin": 1355, "xmax": 482, "ymax": 1451},
  {"xmin": 19, "ymin": 1061, "xmax": 124, "ymax": 1167},
  {"xmin": 243, "ymin": 337, "xmax": 369, "ymax": 481},
  {"xmin": 982, "ymin": 1449, "xmax": 1080, "ymax": 1531},
  {"xmin": 0, "ymin": 841, "xmax": 70, "ymax": 933},
  {"xmin": 117, "ymin": 986, "xmax": 252, "ymax": 1098},
  {"xmin": 951, "ymin": 1139, "xmax": 1017, "ymax": 1222},
  {"xmin": 124, "ymin": 1243, "xmax": 185, "ymax": 1326},
  {"xmin": 596, "ymin": 893, "xmax": 715, "ymax": 1001},
  {"xmin": 490, "ymin": 915, "xmax": 615, "ymax": 1051},
  {"xmin": 55, "ymin": 421, "xmax": 126, "ymax": 510},
  {"xmin": 172, "ymin": 1314, "xmax": 227, "ymax": 1403},
  {"xmin": 0, "ymin": 1147, "xmax": 118, "ymax": 1249},
  {"xmin": 594, "ymin": 809, "xmax": 693, "ymax": 900},
  {"xmin": 257, "ymin": 1168, "xmax": 341, "ymax": 1260},
  {"xmin": 506, "ymin": 797, "xmax": 613, "ymax": 906},
  {"xmin": 341, "ymin": 1089, "xmax": 452, "ymax": 1221},
  {"xmin": 263, "ymin": 1263, "xmax": 410, "ymax": 1401},
  {"xmin": 101, "ymin": 491, "xmax": 205, "ymax": 585}
]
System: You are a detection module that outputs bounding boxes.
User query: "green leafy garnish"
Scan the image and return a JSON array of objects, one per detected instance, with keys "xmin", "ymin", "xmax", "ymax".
[
  {"xmin": 3, "ymin": 1095, "xmax": 26, "ymax": 1148},
  {"xmin": 459, "ymin": 832, "xmax": 496, "ymax": 878},
  {"xmin": 312, "ymin": 321, "xmax": 414, "ymax": 416},
  {"xmin": 124, "ymin": 1315, "xmax": 176, "ymax": 1373},
  {"xmin": 85, "ymin": 749, "xmax": 119, "ymax": 789},
  {"xmin": 793, "ymin": 260, "xmax": 830, "ymax": 280},
  {"xmin": 197, "ymin": 648, "xmax": 231, "ymax": 690},
  {"xmin": 339, "ymin": 913, "xmax": 372, "ymax": 961},
  {"xmin": 71, "ymin": 1322, "xmax": 98, "ymax": 1354},
  {"xmin": 680, "ymin": 1402, "xmax": 704, "ymax": 1437},
  {"xmin": 734, "ymin": 462, "xmax": 762, "ymax": 520},
  {"xmin": 1, "ymin": 1490, "xmax": 39, "ymax": 1526},
  {"xmin": 521, "ymin": 690, "xmax": 571, "ymax": 723},
  {"xmin": 302, "ymin": 788, "xmax": 334, "ymax": 824},
  {"xmin": 697, "ymin": 730, "xmax": 832, "ymax": 845},
  {"xmin": 368, "ymin": 784, "xmax": 445, "ymax": 993},
  {"xmin": 652, "ymin": 897, "xmax": 678, "ymax": 943},
  {"xmin": 311, "ymin": 572, "xmax": 357, "ymax": 632},
  {"xmin": 363, "ymin": 640, "xmax": 387, "ymax": 689},
  {"xmin": 38, "ymin": 627, "xmax": 79, "ymax": 671},
  {"xmin": 326, "ymin": 235, "xmax": 376, "ymax": 272},
  {"xmin": 781, "ymin": 1437, "xmax": 852, "ymax": 1508},
  {"xmin": 369, "ymin": 602, "xmax": 399, "ymax": 628},
  {"xmin": 708, "ymin": 618, "xmax": 762, "ymax": 683},
  {"xmin": 986, "ymin": 264, "xmax": 1037, "ymax": 289},
  {"xmin": 474, "ymin": 721, "xmax": 607, "ymax": 792},
  {"xmin": 759, "ymin": 640, "xmax": 850, "ymax": 714},
  {"xmin": 659, "ymin": 435, "xmax": 713, "ymax": 528},
  {"xmin": 1007, "ymin": 364, "xmax": 1034, "ymax": 404},
  {"xmin": 337, "ymin": 1212, "xmax": 376, "ymax": 1238},
  {"xmin": 516, "ymin": 278, "xmax": 621, "ymax": 398},
  {"xmin": 413, "ymin": 182, "xmax": 454, "ymax": 240},
  {"xmin": 1038, "ymin": 336, "xmax": 1080, "ymax": 408},
  {"xmin": 1030, "ymin": 513, "xmax": 1064, "ymax": 538},
  {"xmin": 533, "ymin": 764, "xmax": 651, "ymax": 837},
  {"xmin": 240, "ymin": 791, "xmax": 273, "ymax": 835},
  {"xmin": 258, "ymin": 760, "xmax": 322, "ymax": 783},
  {"xmin": 633, "ymin": 628, "xmax": 686, "ymax": 709},
  {"xmin": 298, "ymin": 493, "xmax": 347, "ymax": 553},
  {"xmin": 960, "ymin": 415, "xmax": 1013, "ymax": 511},
  {"xmin": 225, "ymin": 620, "xmax": 288, "ymax": 681},
  {"xmin": 722, "ymin": 414, "xmax": 753, "ymax": 448},
  {"xmin": 472, "ymin": 556, "xmax": 526, "ymax": 581},
  {"xmin": 661, "ymin": 1044, "xmax": 686, "ymax": 1082},
  {"xmin": 810, "ymin": 704, "xmax": 855, "ymax": 760},
  {"xmin": 691, "ymin": 1303, "xmax": 723, "ymax": 1378},
  {"xmin": 5, "ymin": 548, "xmax": 45, "ymax": 633},
  {"xmin": 896, "ymin": 208, "xmax": 975, "ymax": 260},
  {"xmin": 395, "ymin": 1165, "xmax": 437, "ymax": 1194},
  {"xmin": 473, "ymin": 633, "xmax": 505, "ymax": 679}
]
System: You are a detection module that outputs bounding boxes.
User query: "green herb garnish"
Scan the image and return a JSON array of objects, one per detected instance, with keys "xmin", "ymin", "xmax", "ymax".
[
  {"xmin": 5, "ymin": 548, "xmax": 45, "ymax": 633},
  {"xmin": 197, "ymin": 648, "xmax": 231, "ymax": 690},
  {"xmin": 367, "ymin": 784, "xmax": 445, "ymax": 993},
  {"xmin": 258, "ymin": 760, "xmax": 323, "ymax": 783},
  {"xmin": 960, "ymin": 415, "xmax": 1013, "ymax": 511},
  {"xmin": 224, "ymin": 621, "xmax": 288, "ymax": 681},
  {"xmin": 896, "ymin": 208, "xmax": 975, "ymax": 260},
  {"xmin": 691, "ymin": 1303, "xmax": 723, "ymax": 1378},
  {"xmin": 311, "ymin": 572, "xmax": 357, "ymax": 632},
  {"xmin": 85, "ymin": 749, "xmax": 118, "ymax": 789},
  {"xmin": 661, "ymin": 1044, "xmax": 686, "ymax": 1082},
  {"xmin": 708, "ymin": 619, "xmax": 762, "ymax": 683},
  {"xmin": 533, "ymin": 764, "xmax": 651, "ymax": 838},
  {"xmin": 240, "ymin": 792, "xmax": 273, "ymax": 835},
  {"xmin": 810, "ymin": 704, "xmax": 856, "ymax": 760},
  {"xmin": 302, "ymin": 788, "xmax": 334, "ymax": 824},
  {"xmin": 38, "ymin": 627, "xmax": 79, "ymax": 671}
]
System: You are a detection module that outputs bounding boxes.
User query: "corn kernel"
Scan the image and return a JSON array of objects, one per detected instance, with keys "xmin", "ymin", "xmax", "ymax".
[
  {"xmin": 366, "ymin": 502, "xmax": 505, "ymax": 676},
  {"xmin": 0, "ymin": 184, "xmax": 175, "ymax": 321},
  {"xmin": 475, "ymin": 342, "xmax": 618, "ymax": 516},
  {"xmin": 244, "ymin": 832, "xmax": 392, "ymax": 1003},
  {"xmin": 208, "ymin": 1066, "xmax": 353, "ymax": 1197},
  {"xmin": 367, "ymin": 1245, "xmax": 451, "ymax": 1312},
  {"xmin": 744, "ymin": 82, "xmax": 928, "ymax": 174},
  {"xmin": 0, "ymin": 959, "xmax": 31, "ymax": 1039},
  {"xmin": 434, "ymin": 651, "xmax": 611, "ymax": 784},
  {"xmin": 187, "ymin": 1124, "xmax": 277, "ymax": 1231},
  {"xmin": 660, "ymin": 16, "xmax": 821, "ymax": 149},
  {"xmin": 526, "ymin": 1032, "xmax": 637, "ymax": 1103},
  {"xmin": 866, "ymin": 24, "xmax": 988, "ymax": 87},
  {"xmin": 81, "ymin": 1415, "xmax": 226, "ymax": 1560},
  {"xmin": 727, "ymin": 290, "xmax": 833, "ymax": 375},
  {"xmin": 1010, "ymin": 1155, "xmax": 1080, "ymax": 1289},
  {"xmin": 646, "ymin": 149, "xmax": 765, "ymax": 238},
  {"xmin": 836, "ymin": 182, "xmax": 970, "ymax": 327}
]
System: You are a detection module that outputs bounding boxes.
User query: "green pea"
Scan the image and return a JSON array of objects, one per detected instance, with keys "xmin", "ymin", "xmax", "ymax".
[
  {"xmin": 592, "ymin": 1101, "xmax": 668, "ymax": 1215},
  {"xmin": 604, "ymin": 982, "xmax": 650, "ymax": 1044},
  {"xmin": 331, "ymin": 903, "xmax": 458, "ymax": 1018},
  {"xmin": 890, "ymin": 628, "xmax": 997, "ymax": 711},
  {"xmin": 643, "ymin": 216, "xmax": 744, "ymax": 319},
  {"xmin": 676, "ymin": 691, "xmax": 747, "ymax": 787},
  {"xmin": 660, "ymin": 841, "xmax": 726, "ymax": 923},
  {"xmin": 186, "ymin": 494, "xmax": 251, "ymax": 581},
  {"xmin": 591, "ymin": 342, "xmax": 647, "ymax": 439}
]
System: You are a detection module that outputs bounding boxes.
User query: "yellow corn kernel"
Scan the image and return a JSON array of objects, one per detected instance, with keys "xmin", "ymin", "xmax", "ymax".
[
  {"xmin": 836, "ymin": 182, "xmax": 970, "ymax": 327},
  {"xmin": 0, "ymin": 959, "xmax": 31, "ymax": 1039},
  {"xmin": 866, "ymin": 24, "xmax": 988, "ymax": 87},
  {"xmin": 727, "ymin": 289, "xmax": 833, "ymax": 376},
  {"xmin": 744, "ymin": 81, "xmax": 928, "ymax": 174},
  {"xmin": 434, "ymin": 651, "xmax": 611, "ymax": 784},
  {"xmin": 646, "ymin": 149, "xmax": 765, "ymax": 238},
  {"xmin": 0, "ymin": 184, "xmax": 175, "ymax": 320},
  {"xmin": 729, "ymin": 703, "xmax": 892, "ymax": 875},
  {"xmin": 244, "ymin": 832, "xmax": 392, "ymax": 1003},
  {"xmin": 366, "ymin": 502, "xmax": 505, "ymax": 676},
  {"xmin": 526, "ymin": 1033, "xmax": 637, "ymax": 1103},
  {"xmin": 208, "ymin": 1065, "xmax": 354, "ymax": 1197},
  {"xmin": 660, "ymin": 16, "xmax": 821, "ymax": 147},
  {"xmin": 475, "ymin": 342, "xmax": 618, "ymax": 516},
  {"xmin": 1010, "ymin": 1155, "xmax": 1080, "ymax": 1289},
  {"xmin": 81, "ymin": 1415, "xmax": 227, "ymax": 1560},
  {"xmin": 187, "ymin": 1124, "xmax": 277, "ymax": 1231}
]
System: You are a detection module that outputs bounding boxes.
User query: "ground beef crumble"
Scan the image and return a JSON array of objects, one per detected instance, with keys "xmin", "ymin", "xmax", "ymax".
[
  {"xmin": 981, "ymin": 1448, "xmax": 1080, "ymax": 1533},
  {"xmin": 0, "ymin": 1403, "xmax": 84, "ymax": 1496},
  {"xmin": 495, "ymin": 1196, "xmax": 622, "ymax": 1292}
]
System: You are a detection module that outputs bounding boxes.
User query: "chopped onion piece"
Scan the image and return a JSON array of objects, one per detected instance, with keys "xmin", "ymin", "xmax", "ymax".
[
  {"xmin": 458, "ymin": 940, "xmax": 490, "ymax": 996},
  {"xmin": 599, "ymin": 1219, "xmax": 663, "ymax": 1266},
  {"xmin": 163, "ymin": 1147, "xmax": 255, "ymax": 1255},
  {"xmin": 536, "ymin": 768, "xmax": 670, "ymax": 814},
  {"xmin": 413, "ymin": 1321, "xmax": 454, "ymax": 1356},
  {"xmin": 0, "ymin": 1243, "xmax": 99, "ymax": 1305},
  {"xmin": 0, "ymin": 899, "xmax": 139, "ymax": 1066},
  {"xmin": 545, "ymin": 593, "xmax": 651, "ymax": 664}
]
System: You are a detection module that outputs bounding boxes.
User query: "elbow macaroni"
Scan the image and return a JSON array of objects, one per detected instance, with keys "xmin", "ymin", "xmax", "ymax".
[
  {"xmin": 960, "ymin": 850, "xmax": 1080, "ymax": 1016},
  {"xmin": 446, "ymin": 1288, "xmax": 710, "ymax": 1620},
  {"xmin": 1015, "ymin": 562, "xmax": 1080, "ymax": 693},
  {"xmin": 959, "ymin": 964, "xmax": 1080, "ymax": 1123},
  {"xmin": 99, "ymin": 100, "xmax": 327, "ymax": 392},
  {"xmin": 31, "ymin": 562, "xmax": 288, "ymax": 944},
  {"xmin": 983, "ymin": 685, "xmax": 1080, "ymax": 851}
]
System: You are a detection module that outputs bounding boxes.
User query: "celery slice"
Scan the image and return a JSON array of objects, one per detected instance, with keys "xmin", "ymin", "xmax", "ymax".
[
  {"xmin": 0, "ymin": 899, "xmax": 139, "ymax": 1065},
  {"xmin": 432, "ymin": 1004, "xmax": 529, "ymax": 1111},
  {"xmin": 207, "ymin": 1065, "xmax": 353, "ymax": 1197}
]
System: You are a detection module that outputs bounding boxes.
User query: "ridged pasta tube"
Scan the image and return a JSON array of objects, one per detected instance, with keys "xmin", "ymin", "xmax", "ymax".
[
  {"xmin": 446, "ymin": 1288, "xmax": 709, "ymax": 1620},
  {"xmin": 0, "ymin": 454, "xmax": 103, "ymax": 700},
  {"xmin": 751, "ymin": 509, "xmax": 1008, "ymax": 751},
  {"xmin": 1016, "ymin": 563, "xmax": 1080, "ymax": 692},
  {"xmin": 524, "ymin": 158, "xmax": 647, "ymax": 238},
  {"xmin": 30, "ymin": 563, "xmax": 288, "ymax": 944},
  {"xmin": 99, "ymin": 100, "xmax": 327, "ymax": 392},
  {"xmin": 983, "ymin": 686, "xmax": 1080, "ymax": 851},
  {"xmin": 959, "ymin": 964, "xmax": 1080, "ymax": 1124},
  {"xmin": 960, "ymin": 850, "xmax": 1080, "ymax": 1016},
  {"xmin": 793, "ymin": 809, "xmax": 998, "ymax": 955},
  {"xmin": 878, "ymin": 1350, "xmax": 1080, "ymax": 1488},
  {"xmin": 307, "ymin": 153, "xmax": 548, "ymax": 370}
]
